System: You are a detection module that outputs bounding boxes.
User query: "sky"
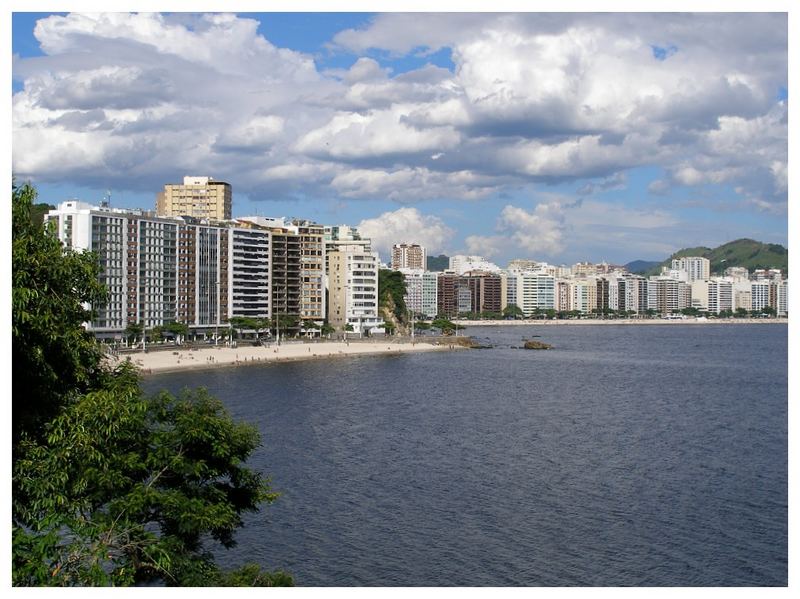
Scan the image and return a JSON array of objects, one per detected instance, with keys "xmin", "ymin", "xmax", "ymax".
[{"xmin": 10, "ymin": 7, "xmax": 791, "ymax": 266}]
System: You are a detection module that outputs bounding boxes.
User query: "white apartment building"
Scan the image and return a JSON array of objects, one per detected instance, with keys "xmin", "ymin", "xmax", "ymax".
[
  {"xmin": 515, "ymin": 273, "xmax": 556, "ymax": 315},
  {"xmin": 750, "ymin": 280, "xmax": 771, "ymax": 311},
  {"xmin": 327, "ymin": 244, "xmax": 383, "ymax": 335},
  {"xmin": 46, "ymin": 201, "xmax": 129, "ymax": 334},
  {"xmin": 505, "ymin": 273, "xmax": 519, "ymax": 309},
  {"xmin": 570, "ymin": 280, "xmax": 595, "ymax": 313},
  {"xmin": 671, "ymin": 256, "xmax": 710, "ymax": 282},
  {"xmin": 776, "ymin": 281, "xmax": 788, "ymax": 316},
  {"xmin": 691, "ymin": 279, "xmax": 733, "ymax": 314},
  {"xmin": 400, "ymin": 268, "xmax": 438, "ymax": 318}
]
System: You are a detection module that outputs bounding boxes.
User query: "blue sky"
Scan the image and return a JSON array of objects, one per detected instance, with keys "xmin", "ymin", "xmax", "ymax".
[{"xmin": 11, "ymin": 11, "xmax": 789, "ymax": 265}]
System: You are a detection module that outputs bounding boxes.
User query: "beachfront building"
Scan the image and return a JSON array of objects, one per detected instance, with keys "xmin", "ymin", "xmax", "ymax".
[
  {"xmin": 391, "ymin": 243, "xmax": 427, "ymax": 270},
  {"xmin": 227, "ymin": 225, "xmax": 271, "ymax": 321},
  {"xmin": 569, "ymin": 280, "xmax": 594, "ymax": 313},
  {"xmin": 176, "ymin": 219, "xmax": 227, "ymax": 331},
  {"xmin": 651, "ymin": 278, "xmax": 692, "ymax": 314},
  {"xmin": 461, "ymin": 271, "xmax": 503, "ymax": 315},
  {"xmin": 436, "ymin": 271, "xmax": 459, "ymax": 318},
  {"xmin": 45, "ymin": 199, "xmax": 323, "ymax": 341},
  {"xmin": 46, "ymin": 201, "xmax": 130, "ymax": 335},
  {"xmin": 690, "ymin": 279, "xmax": 733, "ymax": 314},
  {"xmin": 326, "ymin": 244, "xmax": 383, "ymax": 335},
  {"xmin": 400, "ymin": 269, "xmax": 439, "ymax": 318},
  {"xmin": 514, "ymin": 273, "xmax": 556, "ymax": 315},
  {"xmin": 776, "ymin": 281, "xmax": 788, "ymax": 316},
  {"xmin": 156, "ymin": 176, "xmax": 232, "ymax": 221}
]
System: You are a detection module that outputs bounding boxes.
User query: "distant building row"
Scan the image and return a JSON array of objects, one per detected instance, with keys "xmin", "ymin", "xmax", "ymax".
[{"xmin": 398, "ymin": 253, "xmax": 787, "ymax": 318}]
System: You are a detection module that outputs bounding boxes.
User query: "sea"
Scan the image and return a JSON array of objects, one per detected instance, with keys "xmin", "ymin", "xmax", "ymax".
[{"xmin": 142, "ymin": 323, "xmax": 788, "ymax": 586}]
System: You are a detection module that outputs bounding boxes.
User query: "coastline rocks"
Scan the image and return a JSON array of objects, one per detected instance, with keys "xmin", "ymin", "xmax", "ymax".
[{"xmin": 523, "ymin": 339, "xmax": 552, "ymax": 350}]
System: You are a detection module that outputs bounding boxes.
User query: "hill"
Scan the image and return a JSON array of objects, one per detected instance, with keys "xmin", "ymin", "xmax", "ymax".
[
  {"xmin": 642, "ymin": 238, "xmax": 788, "ymax": 277},
  {"xmin": 624, "ymin": 260, "xmax": 661, "ymax": 275},
  {"xmin": 427, "ymin": 254, "xmax": 449, "ymax": 272}
]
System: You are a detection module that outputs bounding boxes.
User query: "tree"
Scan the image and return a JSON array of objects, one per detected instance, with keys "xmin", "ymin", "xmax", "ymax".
[
  {"xmin": 164, "ymin": 321, "xmax": 190, "ymax": 344},
  {"xmin": 12, "ymin": 182, "xmax": 107, "ymax": 447},
  {"xmin": 125, "ymin": 322, "xmax": 144, "ymax": 346},
  {"xmin": 13, "ymin": 373, "xmax": 289, "ymax": 586},
  {"xmin": 431, "ymin": 317, "xmax": 463, "ymax": 335},
  {"xmin": 12, "ymin": 182, "xmax": 291, "ymax": 586},
  {"xmin": 378, "ymin": 269, "xmax": 407, "ymax": 321},
  {"xmin": 502, "ymin": 304, "xmax": 524, "ymax": 319}
]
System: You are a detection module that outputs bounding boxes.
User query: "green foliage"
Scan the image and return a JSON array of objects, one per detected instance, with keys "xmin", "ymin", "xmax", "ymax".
[
  {"xmin": 31, "ymin": 202, "xmax": 55, "ymax": 226},
  {"xmin": 502, "ymin": 304, "xmax": 524, "ymax": 319},
  {"xmin": 426, "ymin": 254, "xmax": 450, "ymax": 272},
  {"xmin": 13, "ymin": 371, "xmax": 284, "ymax": 586},
  {"xmin": 378, "ymin": 269, "xmax": 407, "ymax": 321},
  {"xmin": 228, "ymin": 316, "xmax": 271, "ymax": 337},
  {"xmin": 125, "ymin": 322, "xmax": 143, "ymax": 345},
  {"xmin": 12, "ymin": 182, "xmax": 108, "ymax": 446},
  {"xmin": 431, "ymin": 317, "xmax": 463, "ymax": 333}
]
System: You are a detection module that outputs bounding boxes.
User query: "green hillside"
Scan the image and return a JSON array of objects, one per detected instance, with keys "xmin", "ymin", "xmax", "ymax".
[
  {"xmin": 644, "ymin": 238, "xmax": 788, "ymax": 276},
  {"xmin": 427, "ymin": 254, "xmax": 449, "ymax": 272}
]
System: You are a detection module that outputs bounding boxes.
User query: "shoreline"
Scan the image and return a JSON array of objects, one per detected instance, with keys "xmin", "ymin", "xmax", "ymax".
[
  {"xmin": 116, "ymin": 339, "xmax": 464, "ymax": 376},
  {"xmin": 456, "ymin": 318, "xmax": 788, "ymax": 327}
]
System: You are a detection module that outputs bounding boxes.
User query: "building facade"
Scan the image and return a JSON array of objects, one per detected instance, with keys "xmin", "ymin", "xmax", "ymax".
[
  {"xmin": 391, "ymin": 243, "xmax": 427, "ymax": 270},
  {"xmin": 326, "ymin": 244, "xmax": 383, "ymax": 335},
  {"xmin": 156, "ymin": 176, "xmax": 232, "ymax": 220}
]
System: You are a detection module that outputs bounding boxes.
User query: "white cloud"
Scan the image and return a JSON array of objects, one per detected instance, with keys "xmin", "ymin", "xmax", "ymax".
[
  {"xmin": 11, "ymin": 12, "xmax": 787, "ymax": 217},
  {"xmin": 357, "ymin": 207, "xmax": 455, "ymax": 259}
]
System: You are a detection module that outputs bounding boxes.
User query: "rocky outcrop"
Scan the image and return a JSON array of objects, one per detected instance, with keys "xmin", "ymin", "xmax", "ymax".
[{"xmin": 523, "ymin": 339, "xmax": 552, "ymax": 350}]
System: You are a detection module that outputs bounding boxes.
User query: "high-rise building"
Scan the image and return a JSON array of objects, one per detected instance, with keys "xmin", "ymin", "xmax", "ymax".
[
  {"xmin": 391, "ymin": 243, "xmax": 427, "ymax": 270},
  {"xmin": 671, "ymin": 256, "xmax": 710, "ymax": 282},
  {"xmin": 156, "ymin": 176, "xmax": 232, "ymax": 220},
  {"xmin": 514, "ymin": 273, "xmax": 556, "ymax": 315},
  {"xmin": 400, "ymin": 269, "xmax": 438, "ymax": 318},
  {"xmin": 462, "ymin": 271, "xmax": 503, "ymax": 314},
  {"xmin": 326, "ymin": 244, "xmax": 383, "ymax": 335},
  {"xmin": 436, "ymin": 272, "xmax": 459, "ymax": 317}
]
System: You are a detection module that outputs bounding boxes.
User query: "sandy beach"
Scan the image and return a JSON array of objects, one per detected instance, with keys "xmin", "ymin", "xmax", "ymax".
[{"xmin": 116, "ymin": 339, "xmax": 464, "ymax": 375}]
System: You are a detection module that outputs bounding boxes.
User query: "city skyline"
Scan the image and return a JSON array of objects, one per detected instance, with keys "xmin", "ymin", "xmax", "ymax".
[{"xmin": 11, "ymin": 8, "xmax": 789, "ymax": 265}]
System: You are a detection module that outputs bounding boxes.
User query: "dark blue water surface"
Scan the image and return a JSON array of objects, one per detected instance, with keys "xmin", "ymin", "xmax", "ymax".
[{"xmin": 142, "ymin": 324, "xmax": 787, "ymax": 586}]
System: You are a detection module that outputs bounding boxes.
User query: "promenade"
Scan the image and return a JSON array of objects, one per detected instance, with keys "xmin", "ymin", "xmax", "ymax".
[{"xmin": 116, "ymin": 338, "xmax": 463, "ymax": 375}]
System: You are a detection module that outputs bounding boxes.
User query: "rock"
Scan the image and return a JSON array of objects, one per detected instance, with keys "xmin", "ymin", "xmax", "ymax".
[{"xmin": 523, "ymin": 339, "xmax": 552, "ymax": 350}]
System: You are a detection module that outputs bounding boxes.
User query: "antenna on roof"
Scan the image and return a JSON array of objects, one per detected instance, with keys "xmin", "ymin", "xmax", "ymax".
[{"xmin": 101, "ymin": 189, "xmax": 112, "ymax": 208}]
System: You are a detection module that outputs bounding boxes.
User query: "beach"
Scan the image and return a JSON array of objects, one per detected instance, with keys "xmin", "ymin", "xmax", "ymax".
[{"xmin": 116, "ymin": 339, "xmax": 463, "ymax": 375}]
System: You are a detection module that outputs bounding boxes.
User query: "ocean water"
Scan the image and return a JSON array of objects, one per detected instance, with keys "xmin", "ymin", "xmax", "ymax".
[{"xmin": 143, "ymin": 324, "xmax": 788, "ymax": 586}]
